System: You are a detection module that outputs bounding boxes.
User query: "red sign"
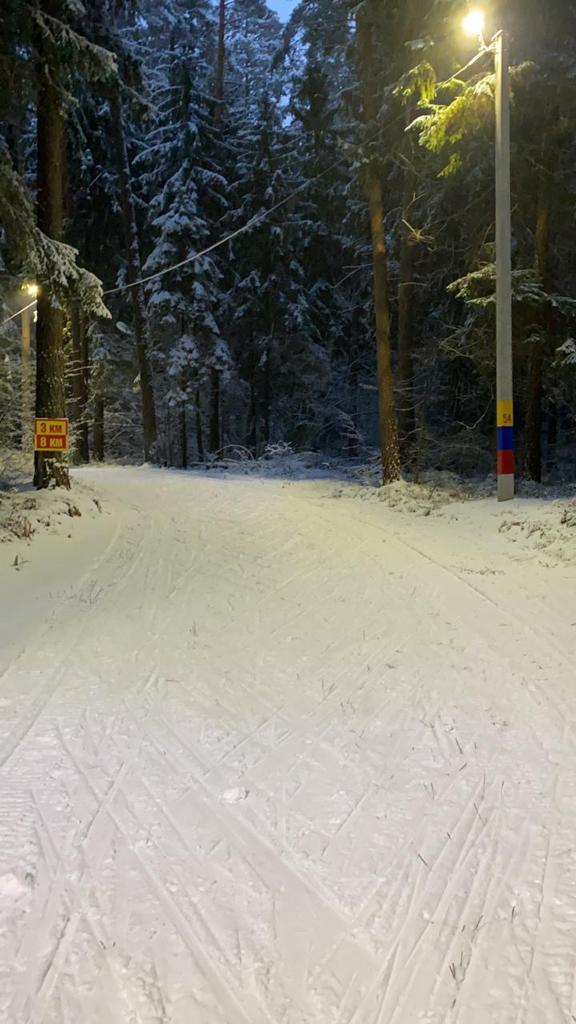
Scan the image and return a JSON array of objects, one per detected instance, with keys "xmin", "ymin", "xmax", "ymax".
[{"xmin": 34, "ymin": 418, "xmax": 69, "ymax": 453}]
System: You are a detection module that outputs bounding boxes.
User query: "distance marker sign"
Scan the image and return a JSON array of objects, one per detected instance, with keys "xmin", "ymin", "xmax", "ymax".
[{"xmin": 34, "ymin": 418, "xmax": 69, "ymax": 453}]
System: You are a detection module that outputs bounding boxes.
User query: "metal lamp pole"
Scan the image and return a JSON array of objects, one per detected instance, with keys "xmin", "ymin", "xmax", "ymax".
[
  {"xmin": 493, "ymin": 30, "xmax": 515, "ymax": 501},
  {"xmin": 20, "ymin": 283, "xmax": 38, "ymax": 453},
  {"xmin": 464, "ymin": 12, "xmax": 515, "ymax": 500},
  {"xmin": 21, "ymin": 303, "xmax": 32, "ymax": 451}
]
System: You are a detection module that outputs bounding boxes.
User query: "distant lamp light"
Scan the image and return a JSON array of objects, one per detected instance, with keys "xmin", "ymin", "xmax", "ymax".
[
  {"xmin": 23, "ymin": 282, "xmax": 40, "ymax": 298},
  {"xmin": 462, "ymin": 9, "xmax": 486, "ymax": 38}
]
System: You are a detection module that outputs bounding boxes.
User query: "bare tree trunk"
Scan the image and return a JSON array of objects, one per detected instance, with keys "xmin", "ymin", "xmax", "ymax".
[
  {"xmin": 93, "ymin": 396, "xmax": 105, "ymax": 461},
  {"xmin": 34, "ymin": 1, "xmax": 70, "ymax": 490},
  {"xmin": 356, "ymin": 5, "xmax": 401, "ymax": 483},
  {"xmin": 110, "ymin": 88, "xmax": 157, "ymax": 461},
  {"xmin": 367, "ymin": 169, "xmax": 401, "ymax": 482},
  {"xmin": 525, "ymin": 347, "xmax": 544, "ymax": 482},
  {"xmin": 347, "ymin": 359, "xmax": 360, "ymax": 458},
  {"xmin": 214, "ymin": 0, "xmax": 226, "ymax": 119},
  {"xmin": 263, "ymin": 345, "xmax": 271, "ymax": 446},
  {"xmin": 546, "ymin": 405, "xmax": 558, "ymax": 474},
  {"xmin": 398, "ymin": 128, "xmax": 416, "ymax": 464},
  {"xmin": 347, "ymin": 305, "xmax": 362, "ymax": 458},
  {"xmin": 180, "ymin": 405, "xmax": 188, "ymax": 469},
  {"xmin": 249, "ymin": 379, "xmax": 257, "ymax": 454},
  {"xmin": 209, "ymin": 367, "xmax": 221, "ymax": 454},
  {"xmin": 69, "ymin": 302, "xmax": 90, "ymax": 463},
  {"xmin": 195, "ymin": 389, "xmax": 205, "ymax": 462},
  {"xmin": 206, "ymin": 0, "xmax": 227, "ymax": 455},
  {"xmin": 524, "ymin": 168, "xmax": 549, "ymax": 483}
]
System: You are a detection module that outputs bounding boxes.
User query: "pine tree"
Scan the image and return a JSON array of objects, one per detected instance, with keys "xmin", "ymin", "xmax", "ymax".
[
  {"xmin": 282, "ymin": 0, "xmax": 369, "ymax": 454},
  {"xmin": 4, "ymin": 0, "xmax": 576, "ymax": 485},
  {"xmin": 2, "ymin": 1, "xmax": 112, "ymax": 487},
  {"xmin": 135, "ymin": 0, "xmax": 230, "ymax": 465},
  {"xmin": 354, "ymin": 1, "xmax": 401, "ymax": 483}
]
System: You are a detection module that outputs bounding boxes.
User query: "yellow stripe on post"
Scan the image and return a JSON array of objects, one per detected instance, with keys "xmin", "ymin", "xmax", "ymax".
[{"xmin": 497, "ymin": 400, "xmax": 514, "ymax": 428}]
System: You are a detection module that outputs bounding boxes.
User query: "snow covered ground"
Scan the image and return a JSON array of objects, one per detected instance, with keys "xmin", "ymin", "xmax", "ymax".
[{"xmin": 1, "ymin": 465, "xmax": 576, "ymax": 1023}]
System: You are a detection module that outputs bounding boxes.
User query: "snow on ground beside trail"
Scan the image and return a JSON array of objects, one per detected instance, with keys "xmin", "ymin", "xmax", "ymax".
[
  {"xmin": 335, "ymin": 477, "xmax": 576, "ymax": 565},
  {"xmin": 0, "ymin": 453, "xmax": 105, "ymax": 551},
  {"xmin": 2, "ymin": 465, "xmax": 576, "ymax": 1023},
  {"xmin": 3, "ymin": 445, "xmax": 576, "ymax": 566},
  {"xmin": 0, "ymin": 482, "xmax": 104, "ymax": 548},
  {"xmin": 496, "ymin": 498, "xmax": 576, "ymax": 565},
  {"xmin": 293, "ymin": 463, "xmax": 576, "ymax": 565},
  {"xmin": 195, "ymin": 446, "xmax": 576, "ymax": 564}
]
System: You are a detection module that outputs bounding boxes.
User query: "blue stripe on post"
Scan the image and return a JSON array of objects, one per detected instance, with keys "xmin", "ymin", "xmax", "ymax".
[{"xmin": 497, "ymin": 426, "xmax": 515, "ymax": 451}]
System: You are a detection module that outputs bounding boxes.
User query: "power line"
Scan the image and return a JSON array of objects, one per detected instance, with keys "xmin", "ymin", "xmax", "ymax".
[
  {"xmin": 103, "ymin": 128, "xmax": 386, "ymax": 298},
  {"xmin": 2, "ymin": 123, "xmax": 389, "ymax": 311},
  {"xmin": 0, "ymin": 299, "xmax": 37, "ymax": 329},
  {"xmin": 439, "ymin": 45, "xmax": 491, "ymax": 88},
  {"xmin": 107, "ymin": 71, "xmax": 491, "ymax": 302}
]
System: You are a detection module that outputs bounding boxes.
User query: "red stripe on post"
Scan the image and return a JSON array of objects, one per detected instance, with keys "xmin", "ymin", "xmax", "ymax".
[{"xmin": 497, "ymin": 450, "xmax": 515, "ymax": 475}]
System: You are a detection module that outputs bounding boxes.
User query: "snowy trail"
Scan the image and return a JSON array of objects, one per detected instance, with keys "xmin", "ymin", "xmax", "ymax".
[{"xmin": 1, "ymin": 468, "xmax": 576, "ymax": 1023}]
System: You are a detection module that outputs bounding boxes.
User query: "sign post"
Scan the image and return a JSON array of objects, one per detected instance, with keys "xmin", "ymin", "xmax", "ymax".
[{"xmin": 34, "ymin": 418, "xmax": 69, "ymax": 453}]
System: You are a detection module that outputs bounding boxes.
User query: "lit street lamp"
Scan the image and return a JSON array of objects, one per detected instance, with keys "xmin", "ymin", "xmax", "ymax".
[
  {"xmin": 464, "ymin": 10, "xmax": 514, "ymax": 501},
  {"xmin": 20, "ymin": 283, "xmax": 39, "ymax": 452},
  {"xmin": 462, "ymin": 10, "xmax": 486, "ymax": 42}
]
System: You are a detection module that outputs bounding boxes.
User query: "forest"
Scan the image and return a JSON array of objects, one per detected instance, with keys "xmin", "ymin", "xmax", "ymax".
[{"xmin": 1, "ymin": 0, "xmax": 576, "ymax": 488}]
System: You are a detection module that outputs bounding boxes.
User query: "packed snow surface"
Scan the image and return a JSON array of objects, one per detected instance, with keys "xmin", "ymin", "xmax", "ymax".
[{"xmin": 1, "ymin": 466, "xmax": 576, "ymax": 1023}]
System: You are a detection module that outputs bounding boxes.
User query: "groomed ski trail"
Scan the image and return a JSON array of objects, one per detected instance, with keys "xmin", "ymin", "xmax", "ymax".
[{"xmin": 1, "ymin": 467, "xmax": 575, "ymax": 1024}]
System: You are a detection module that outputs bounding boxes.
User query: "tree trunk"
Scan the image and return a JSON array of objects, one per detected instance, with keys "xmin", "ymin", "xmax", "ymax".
[
  {"xmin": 248, "ymin": 378, "xmax": 258, "ymax": 454},
  {"xmin": 93, "ymin": 396, "xmax": 105, "ymax": 461},
  {"xmin": 21, "ymin": 306, "xmax": 33, "ymax": 453},
  {"xmin": 69, "ymin": 302, "xmax": 90, "ymax": 463},
  {"xmin": 195, "ymin": 389, "xmax": 205, "ymax": 462},
  {"xmin": 525, "ymin": 348, "xmax": 544, "ymax": 482},
  {"xmin": 367, "ymin": 168, "xmax": 401, "ymax": 482},
  {"xmin": 209, "ymin": 367, "xmax": 221, "ymax": 454},
  {"xmin": 347, "ymin": 359, "xmax": 360, "ymax": 458},
  {"xmin": 181, "ymin": 405, "xmax": 188, "ymax": 469},
  {"xmin": 110, "ymin": 88, "xmax": 157, "ymax": 461},
  {"xmin": 206, "ymin": 0, "xmax": 226, "ymax": 457},
  {"xmin": 398, "ymin": 128, "xmax": 416, "ymax": 464},
  {"xmin": 356, "ymin": 5, "xmax": 401, "ymax": 484},
  {"xmin": 524, "ymin": 169, "xmax": 549, "ymax": 483},
  {"xmin": 34, "ymin": 2, "xmax": 70, "ymax": 490},
  {"xmin": 263, "ymin": 345, "xmax": 271, "ymax": 446},
  {"xmin": 214, "ymin": 0, "xmax": 226, "ymax": 121},
  {"xmin": 546, "ymin": 405, "xmax": 558, "ymax": 474}
]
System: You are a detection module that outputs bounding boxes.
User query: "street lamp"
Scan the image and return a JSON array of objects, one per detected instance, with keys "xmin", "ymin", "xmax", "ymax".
[
  {"xmin": 462, "ymin": 9, "xmax": 486, "ymax": 42},
  {"xmin": 464, "ymin": 10, "xmax": 514, "ymax": 501},
  {"xmin": 19, "ymin": 283, "xmax": 39, "ymax": 453}
]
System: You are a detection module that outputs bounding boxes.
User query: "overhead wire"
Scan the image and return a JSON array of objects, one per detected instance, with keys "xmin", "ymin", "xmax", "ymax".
[
  {"xmin": 102, "ymin": 121, "xmax": 394, "ymax": 298},
  {"xmin": 1, "ymin": 34, "xmax": 492, "ymax": 324},
  {"xmin": 0, "ymin": 299, "xmax": 37, "ymax": 329},
  {"xmin": 104, "ymin": 46, "xmax": 493, "ymax": 302}
]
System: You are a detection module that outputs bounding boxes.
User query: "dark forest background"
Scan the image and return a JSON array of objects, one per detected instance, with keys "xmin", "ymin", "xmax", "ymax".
[{"xmin": 2, "ymin": 0, "xmax": 576, "ymax": 484}]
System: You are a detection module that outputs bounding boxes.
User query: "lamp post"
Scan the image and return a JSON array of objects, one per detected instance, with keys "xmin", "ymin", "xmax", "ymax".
[
  {"xmin": 464, "ymin": 11, "xmax": 515, "ymax": 501},
  {"xmin": 20, "ymin": 283, "xmax": 39, "ymax": 452}
]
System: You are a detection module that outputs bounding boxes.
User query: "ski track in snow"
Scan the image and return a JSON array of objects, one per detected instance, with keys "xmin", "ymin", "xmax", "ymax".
[{"xmin": 0, "ymin": 467, "xmax": 576, "ymax": 1023}]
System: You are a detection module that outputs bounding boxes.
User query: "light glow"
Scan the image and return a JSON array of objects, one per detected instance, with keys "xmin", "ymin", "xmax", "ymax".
[
  {"xmin": 462, "ymin": 9, "xmax": 486, "ymax": 38},
  {"xmin": 23, "ymin": 282, "xmax": 40, "ymax": 298}
]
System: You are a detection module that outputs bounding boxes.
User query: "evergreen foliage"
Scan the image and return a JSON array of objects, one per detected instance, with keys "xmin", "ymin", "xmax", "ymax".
[{"xmin": 1, "ymin": 0, "xmax": 576, "ymax": 482}]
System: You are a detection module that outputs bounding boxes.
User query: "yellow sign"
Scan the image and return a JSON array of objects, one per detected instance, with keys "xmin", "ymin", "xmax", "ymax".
[
  {"xmin": 497, "ymin": 401, "xmax": 514, "ymax": 428},
  {"xmin": 34, "ymin": 418, "xmax": 69, "ymax": 453}
]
